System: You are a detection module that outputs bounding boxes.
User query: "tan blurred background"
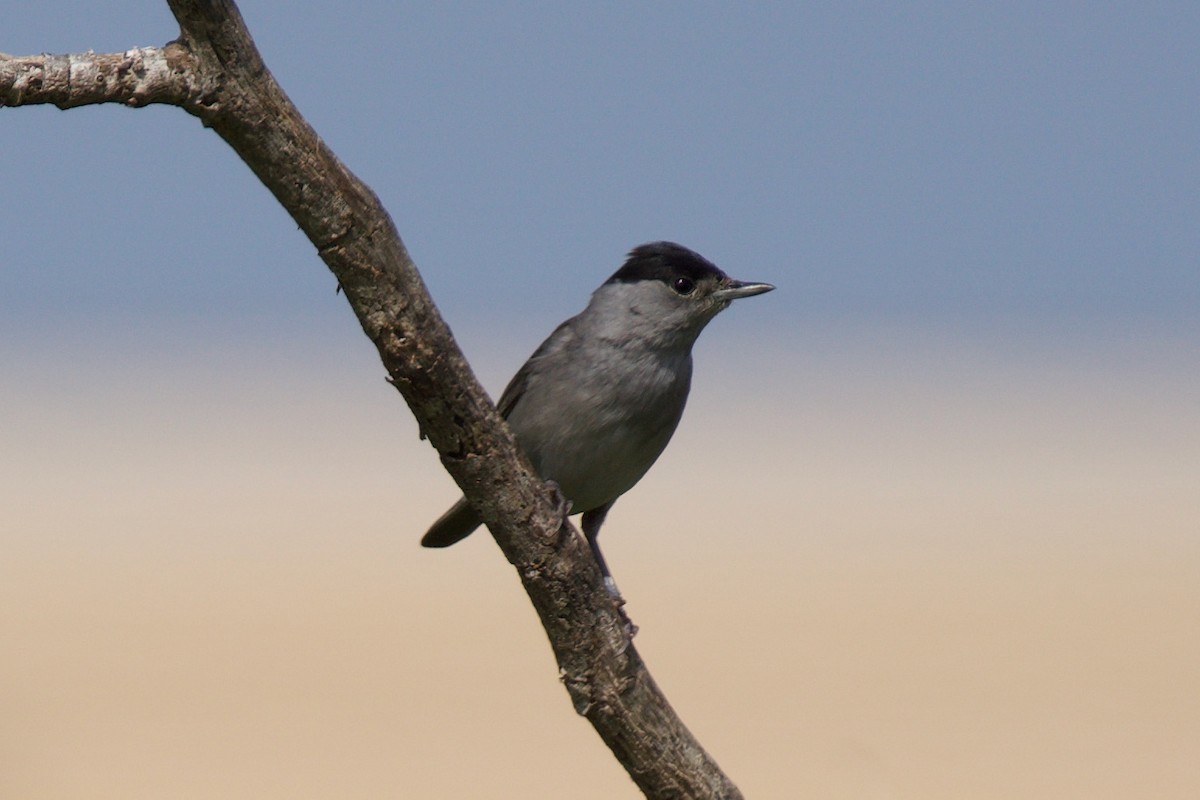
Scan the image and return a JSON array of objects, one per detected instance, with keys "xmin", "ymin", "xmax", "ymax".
[
  {"xmin": 2, "ymin": 328, "xmax": 1197, "ymax": 799},
  {"xmin": 7, "ymin": 3, "xmax": 1200, "ymax": 797}
]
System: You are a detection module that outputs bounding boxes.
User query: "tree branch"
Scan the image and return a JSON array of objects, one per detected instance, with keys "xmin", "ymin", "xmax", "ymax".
[
  {"xmin": 0, "ymin": 46, "xmax": 203, "ymax": 109},
  {"xmin": 2, "ymin": 3, "xmax": 743, "ymax": 797}
]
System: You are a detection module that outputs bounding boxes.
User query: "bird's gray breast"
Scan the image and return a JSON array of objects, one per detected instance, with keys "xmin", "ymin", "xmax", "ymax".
[{"xmin": 504, "ymin": 339, "xmax": 693, "ymax": 514}]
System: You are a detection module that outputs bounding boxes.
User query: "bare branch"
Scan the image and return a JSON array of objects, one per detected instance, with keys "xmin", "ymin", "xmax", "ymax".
[
  {"xmin": 0, "ymin": 46, "xmax": 204, "ymax": 109},
  {"xmin": 2, "ymin": 2, "xmax": 744, "ymax": 797}
]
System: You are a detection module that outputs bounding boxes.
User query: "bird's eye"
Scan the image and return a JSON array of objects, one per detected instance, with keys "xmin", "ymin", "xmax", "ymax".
[{"xmin": 672, "ymin": 277, "xmax": 696, "ymax": 295}]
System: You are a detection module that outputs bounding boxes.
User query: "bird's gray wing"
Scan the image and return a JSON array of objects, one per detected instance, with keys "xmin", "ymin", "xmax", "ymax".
[
  {"xmin": 419, "ymin": 321, "xmax": 565, "ymax": 440},
  {"xmin": 496, "ymin": 318, "xmax": 576, "ymax": 419},
  {"xmin": 496, "ymin": 359, "xmax": 532, "ymax": 419}
]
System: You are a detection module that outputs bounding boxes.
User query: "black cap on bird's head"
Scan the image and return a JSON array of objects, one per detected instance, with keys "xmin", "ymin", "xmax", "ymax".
[
  {"xmin": 605, "ymin": 241, "xmax": 774, "ymax": 305},
  {"xmin": 607, "ymin": 241, "xmax": 726, "ymax": 286}
]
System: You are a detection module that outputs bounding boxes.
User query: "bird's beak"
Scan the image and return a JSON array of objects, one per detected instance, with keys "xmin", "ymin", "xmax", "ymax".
[{"xmin": 713, "ymin": 280, "xmax": 775, "ymax": 302}]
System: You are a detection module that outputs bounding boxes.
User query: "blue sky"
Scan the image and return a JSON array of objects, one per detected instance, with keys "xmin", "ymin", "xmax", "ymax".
[
  {"xmin": 4, "ymin": 4, "xmax": 1198, "ymax": 549},
  {"xmin": 6, "ymin": 1, "xmax": 1198, "ymax": 559},
  {"xmin": 6, "ymin": 2, "xmax": 1198, "ymax": 356}
]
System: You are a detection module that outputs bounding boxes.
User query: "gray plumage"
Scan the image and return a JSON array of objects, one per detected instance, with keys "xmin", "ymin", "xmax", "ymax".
[{"xmin": 422, "ymin": 241, "xmax": 773, "ymax": 585}]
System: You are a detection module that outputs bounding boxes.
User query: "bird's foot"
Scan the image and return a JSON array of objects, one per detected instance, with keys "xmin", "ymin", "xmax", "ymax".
[
  {"xmin": 602, "ymin": 577, "xmax": 638, "ymax": 638},
  {"xmin": 618, "ymin": 607, "xmax": 638, "ymax": 640},
  {"xmin": 544, "ymin": 480, "xmax": 573, "ymax": 522}
]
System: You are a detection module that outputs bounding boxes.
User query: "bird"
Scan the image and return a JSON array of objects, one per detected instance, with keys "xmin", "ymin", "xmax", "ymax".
[{"xmin": 422, "ymin": 241, "xmax": 773, "ymax": 594}]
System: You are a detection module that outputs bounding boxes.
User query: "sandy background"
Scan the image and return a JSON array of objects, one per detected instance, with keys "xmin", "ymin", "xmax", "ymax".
[
  {"xmin": 6, "ymin": 4, "xmax": 1199, "ymax": 797},
  {"xmin": 3, "ymin": 328, "xmax": 1196, "ymax": 799}
]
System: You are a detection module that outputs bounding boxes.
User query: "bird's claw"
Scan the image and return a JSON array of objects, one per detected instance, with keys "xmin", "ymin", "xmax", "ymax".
[
  {"xmin": 617, "ymin": 607, "xmax": 638, "ymax": 640},
  {"xmin": 544, "ymin": 480, "xmax": 573, "ymax": 522},
  {"xmin": 602, "ymin": 577, "xmax": 638, "ymax": 638},
  {"xmin": 603, "ymin": 576, "xmax": 624, "ymax": 604}
]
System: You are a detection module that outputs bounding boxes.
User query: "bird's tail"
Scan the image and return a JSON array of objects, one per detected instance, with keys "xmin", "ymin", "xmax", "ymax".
[{"xmin": 421, "ymin": 498, "xmax": 482, "ymax": 548}]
